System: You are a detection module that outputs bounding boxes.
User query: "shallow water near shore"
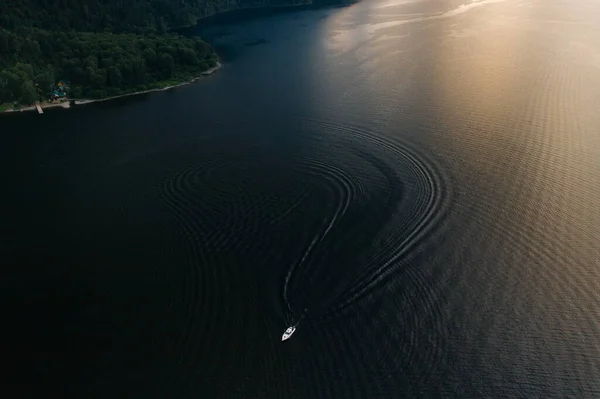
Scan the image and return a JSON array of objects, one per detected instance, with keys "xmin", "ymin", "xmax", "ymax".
[{"xmin": 2, "ymin": 0, "xmax": 600, "ymax": 397}]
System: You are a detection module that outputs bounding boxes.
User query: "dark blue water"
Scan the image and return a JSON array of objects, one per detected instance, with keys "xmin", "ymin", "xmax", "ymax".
[{"xmin": 2, "ymin": 0, "xmax": 600, "ymax": 397}]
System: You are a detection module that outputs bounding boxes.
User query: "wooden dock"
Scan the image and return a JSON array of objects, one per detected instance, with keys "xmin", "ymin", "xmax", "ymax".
[{"xmin": 35, "ymin": 102, "xmax": 43, "ymax": 114}]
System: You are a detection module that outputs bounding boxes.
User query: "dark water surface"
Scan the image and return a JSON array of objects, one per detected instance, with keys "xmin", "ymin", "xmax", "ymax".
[{"xmin": 2, "ymin": 0, "xmax": 600, "ymax": 397}]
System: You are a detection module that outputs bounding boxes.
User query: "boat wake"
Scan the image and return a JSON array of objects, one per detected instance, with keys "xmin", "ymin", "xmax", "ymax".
[{"xmin": 281, "ymin": 118, "xmax": 452, "ymax": 322}]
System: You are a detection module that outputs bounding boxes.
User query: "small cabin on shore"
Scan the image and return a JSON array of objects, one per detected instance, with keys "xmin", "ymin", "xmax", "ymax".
[{"xmin": 49, "ymin": 80, "xmax": 70, "ymax": 102}]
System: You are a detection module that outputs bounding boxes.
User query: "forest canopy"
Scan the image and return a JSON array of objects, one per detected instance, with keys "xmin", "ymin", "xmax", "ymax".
[
  {"xmin": 0, "ymin": 0, "xmax": 313, "ymax": 32},
  {"xmin": 0, "ymin": 28, "xmax": 217, "ymax": 103},
  {"xmin": 0, "ymin": 0, "xmax": 223, "ymax": 105}
]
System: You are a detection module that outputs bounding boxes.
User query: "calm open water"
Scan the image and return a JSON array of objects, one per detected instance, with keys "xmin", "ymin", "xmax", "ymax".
[{"xmin": 2, "ymin": 0, "xmax": 600, "ymax": 397}]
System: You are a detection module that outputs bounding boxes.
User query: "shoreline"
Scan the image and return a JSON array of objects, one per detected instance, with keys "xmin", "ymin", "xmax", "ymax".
[
  {"xmin": 2, "ymin": 101, "xmax": 71, "ymax": 113},
  {"xmin": 2, "ymin": 62, "xmax": 221, "ymax": 113},
  {"xmin": 73, "ymin": 62, "xmax": 222, "ymax": 106}
]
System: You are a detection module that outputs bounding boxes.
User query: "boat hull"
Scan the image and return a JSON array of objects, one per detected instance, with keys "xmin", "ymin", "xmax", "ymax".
[{"xmin": 281, "ymin": 327, "xmax": 296, "ymax": 341}]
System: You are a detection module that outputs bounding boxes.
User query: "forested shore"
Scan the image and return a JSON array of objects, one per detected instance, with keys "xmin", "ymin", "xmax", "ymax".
[
  {"xmin": 0, "ymin": 0, "xmax": 230, "ymax": 108},
  {"xmin": 0, "ymin": 28, "xmax": 218, "ymax": 107},
  {"xmin": 0, "ymin": 0, "xmax": 344, "ymax": 109}
]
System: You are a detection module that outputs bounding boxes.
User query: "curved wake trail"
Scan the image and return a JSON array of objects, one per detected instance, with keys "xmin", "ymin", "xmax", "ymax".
[
  {"xmin": 326, "ymin": 147, "xmax": 445, "ymax": 316},
  {"xmin": 294, "ymin": 119, "xmax": 452, "ymax": 321},
  {"xmin": 282, "ymin": 161, "xmax": 354, "ymax": 318}
]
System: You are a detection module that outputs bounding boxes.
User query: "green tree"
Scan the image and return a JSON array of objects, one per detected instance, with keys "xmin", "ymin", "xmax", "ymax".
[
  {"xmin": 179, "ymin": 47, "xmax": 199, "ymax": 65},
  {"xmin": 84, "ymin": 55, "xmax": 98, "ymax": 69},
  {"xmin": 71, "ymin": 86, "xmax": 83, "ymax": 98},
  {"xmin": 0, "ymin": 70, "xmax": 24, "ymax": 102},
  {"xmin": 36, "ymin": 70, "xmax": 55, "ymax": 97},
  {"xmin": 0, "ymin": 32, "xmax": 9, "ymax": 54},
  {"xmin": 100, "ymin": 57, "xmax": 115, "ymax": 68},
  {"xmin": 15, "ymin": 63, "xmax": 34, "ymax": 79},
  {"xmin": 194, "ymin": 40, "xmax": 211, "ymax": 58},
  {"xmin": 21, "ymin": 81, "xmax": 38, "ymax": 104},
  {"xmin": 9, "ymin": 36, "xmax": 22, "ymax": 57},
  {"xmin": 143, "ymin": 48, "xmax": 156, "ymax": 64},
  {"xmin": 107, "ymin": 66, "xmax": 122, "ymax": 86},
  {"xmin": 22, "ymin": 38, "xmax": 41, "ymax": 60},
  {"xmin": 88, "ymin": 67, "xmax": 107, "ymax": 89},
  {"xmin": 0, "ymin": 18, "xmax": 216, "ymax": 105},
  {"xmin": 158, "ymin": 53, "xmax": 174, "ymax": 78},
  {"xmin": 131, "ymin": 57, "xmax": 146, "ymax": 84},
  {"xmin": 158, "ymin": 45, "xmax": 176, "ymax": 57}
]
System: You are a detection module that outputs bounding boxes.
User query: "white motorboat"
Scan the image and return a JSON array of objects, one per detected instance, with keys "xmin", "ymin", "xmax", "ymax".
[{"xmin": 281, "ymin": 326, "xmax": 296, "ymax": 341}]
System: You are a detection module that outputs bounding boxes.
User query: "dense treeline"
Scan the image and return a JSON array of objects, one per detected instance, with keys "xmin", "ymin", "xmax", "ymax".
[
  {"xmin": 0, "ymin": 0, "xmax": 324, "ymax": 106},
  {"xmin": 0, "ymin": 0, "xmax": 224, "ymax": 106},
  {"xmin": 0, "ymin": 28, "xmax": 217, "ymax": 103},
  {"xmin": 0, "ymin": 0, "xmax": 312, "ymax": 33}
]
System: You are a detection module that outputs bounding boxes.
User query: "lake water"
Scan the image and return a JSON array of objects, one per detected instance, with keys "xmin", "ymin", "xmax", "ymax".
[{"xmin": 2, "ymin": 0, "xmax": 600, "ymax": 397}]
